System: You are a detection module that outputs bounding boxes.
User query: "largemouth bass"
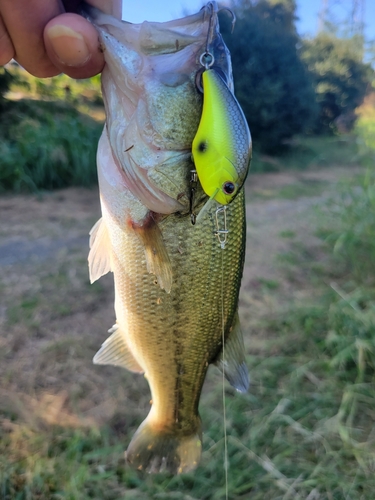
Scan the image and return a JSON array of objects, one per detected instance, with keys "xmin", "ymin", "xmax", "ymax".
[{"xmin": 85, "ymin": 2, "xmax": 251, "ymax": 474}]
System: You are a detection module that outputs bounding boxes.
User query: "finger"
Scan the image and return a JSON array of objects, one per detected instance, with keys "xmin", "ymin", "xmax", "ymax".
[
  {"xmin": 0, "ymin": 14, "xmax": 14, "ymax": 65},
  {"xmin": 44, "ymin": 13, "xmax": 104, "ymax": 79},
  {"xmin": 0, "ymin": 0, "xmax": 64, "ymax": 77}
]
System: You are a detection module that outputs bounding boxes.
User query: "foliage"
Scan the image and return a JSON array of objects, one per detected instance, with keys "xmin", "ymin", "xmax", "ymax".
[
  {"xmin": 0, "ymin": 65, "xmax": 104, "ymax": 192},
  {"xmin": 319, "ymin": 98, "xmax": 375, "ymax": 284},
  {"xmin": 322, "ymin": 168, "xmax": 375, "ymax": 288},
  {"xmin": 301, "ymin": 33, "xmax": 374, "ymax": 133},
  {"xmin": 314, "ymin": 122, "xmax": 375, "ymax": 475},
  {"xmin": 0, "ymin": 67, "xmax": 15, "ymax": 109},
  {"xmin": 0, "ymin": 99, "xmax": 102, "ymax": 192},
  {"xmin": 222, "ymin": 0, "xmax": 318, "ymax": 153},
  {"xmin": 355, "ymin": 94, "xmax": 375, "ymax": 152},
  {"xmin": 7, "ymin": 64, "xmax": 102, "ymax": 106},
  {"xmin": 251, "ymin": 134, "xmax": 361, "ymax": 172}
]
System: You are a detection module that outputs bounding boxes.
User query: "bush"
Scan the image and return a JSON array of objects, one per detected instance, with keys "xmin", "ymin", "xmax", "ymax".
[
  {"xmin": 0, "ymin": 100, "xmax": 102, "ymax": 192},
  {"xmin": 301, "ymin": 34, "xmax": 374, "ymax": 133},
  {"xmin": 0, "ymin": 67, "xmax": 14, "ymax": 109},
  {"xmin": 355, "ymin": 94, "xmax": 375, "ymax": 152}
]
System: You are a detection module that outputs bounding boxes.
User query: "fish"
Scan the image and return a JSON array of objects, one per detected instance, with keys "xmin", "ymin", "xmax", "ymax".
[{"xmin": 84, "ymin": 2, "xmax": 251, "ymax": 474}]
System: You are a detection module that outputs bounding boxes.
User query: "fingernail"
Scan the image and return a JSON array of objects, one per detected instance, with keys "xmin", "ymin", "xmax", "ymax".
[{"xmin": 46, "ymin": 25, "xmax": 91, "ymax": 67}]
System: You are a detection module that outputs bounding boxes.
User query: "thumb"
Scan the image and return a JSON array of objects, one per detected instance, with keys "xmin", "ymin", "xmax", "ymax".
[{"xmin": 44, "ymin": 13, "xmax": 104, "ymax": 79}]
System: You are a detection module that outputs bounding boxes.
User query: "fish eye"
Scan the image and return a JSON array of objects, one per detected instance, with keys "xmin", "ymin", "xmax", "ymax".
[{"xmin": 223, "ymin": 181, "xmax": 236, "ymax": 195}]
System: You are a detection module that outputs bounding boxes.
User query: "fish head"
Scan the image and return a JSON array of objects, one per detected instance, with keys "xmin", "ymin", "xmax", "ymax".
[{"xmin": 84, "ymin": 4, "xmax": 238, "ymax": 218}]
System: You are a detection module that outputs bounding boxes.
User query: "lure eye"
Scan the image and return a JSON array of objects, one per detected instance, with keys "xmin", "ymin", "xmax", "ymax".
[{"xmin": 223, "ymin": 182, "xmax": 236, "ymax": 195}]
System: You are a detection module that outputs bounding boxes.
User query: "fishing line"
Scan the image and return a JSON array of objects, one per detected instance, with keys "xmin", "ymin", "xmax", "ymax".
[
  {"xmin": 214, "ymin": 203, "xmax": 229, "ymax": 497},
  {"xmin": 220, "ymin": 235, "xmax": 229, "ymax": 500}
]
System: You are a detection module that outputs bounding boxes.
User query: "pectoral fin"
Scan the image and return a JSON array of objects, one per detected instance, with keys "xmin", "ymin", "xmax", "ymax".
[
  {"xmin": 93, "ymin": 324, "xmax": 144, "ymax": 373},
  {"xmin": 88, "ymin": 218, "xmax": 112, "ymax": 284},
  {"xmin": 215, "ymin": 312, "xmax": 249, "ymax": 393},
  {"xmin": 133, "ymin": 217, "xmax": 173, "ymax": 293},
  {"xmin": 148, "ymin": 153, "xmax": 191, "ymax": 209}
]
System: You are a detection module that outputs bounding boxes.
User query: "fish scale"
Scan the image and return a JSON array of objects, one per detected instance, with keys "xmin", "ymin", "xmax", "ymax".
[
  {"xmin": 106, "ymin": 191, "xmax": 245, "ymax": 472},
  {"xmin": 114, "ymin": 192, "xmax": 245, "ymax": 410},
  {"xmin": 85, "ymin": 2, "xmax": 250, "ymax": 474}
]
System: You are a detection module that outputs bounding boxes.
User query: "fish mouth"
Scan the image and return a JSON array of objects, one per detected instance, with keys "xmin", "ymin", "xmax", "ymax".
[{"xmin": 85, "ymin": 2, "xmax": 236, "ymax": 216}]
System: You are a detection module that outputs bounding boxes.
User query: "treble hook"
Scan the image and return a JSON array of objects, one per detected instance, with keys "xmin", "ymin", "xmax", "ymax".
[
  {"xmin": 220, "ymin": 7, "xmax": 236, "ymax": 34},
  {"xmin": 202, "ymin": 2, "xmax": 236, "ymax": 47}
]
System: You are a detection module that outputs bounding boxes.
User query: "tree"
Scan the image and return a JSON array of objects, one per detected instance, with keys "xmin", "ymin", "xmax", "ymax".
[
  {"xmin": 222, "ymin": 0, "xmax": 318, "ymax": 153},
  {"xmin": 301, "ymin": 33, "xmax": 374, "ymax": 132},
  {"xmin": 0, "ymin": 67, "xmax": 13, "ymax": 109}
]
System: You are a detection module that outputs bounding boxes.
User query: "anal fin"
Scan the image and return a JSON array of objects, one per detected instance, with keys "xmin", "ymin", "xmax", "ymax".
[
  {"xmin": 215, "ymin": 312, "xmax": 249, "ymax": 393},
  {"xmin": 133, "ymin": 216, "xmax": 173, "ymax": 293},
  {"xmin": 93, "ymin": 324, "xmax": 144, "ymax": 373},
  {"xmin": 88, "ymin": 217, "xmax": 112, "ymax": 284}
]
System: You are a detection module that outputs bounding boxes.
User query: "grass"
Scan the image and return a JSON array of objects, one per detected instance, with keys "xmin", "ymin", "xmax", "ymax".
[
  {"xmin": 1, "ymin": 297, "xmax": 374, "ymax": 499},
  {"xmin": 277, "ymin": 179, "xmax": 326, "ymax": 200},
  {"xmin": 279, "ymin": 230, "xmax": 296, "ymax": 239},
  {"xmin": 5, "ymin": 63, "xmax": 103, "ymax": 115},
  {"xmin": 251, "ymin": 134, "xmax": 364, "ymax": 173},
  {"xmin": 0, "ymin": 65, "xmax": 103, "ymax": 193},
  {"xmin": 355, "ymin": 94, "xmax": 375, "ymax": 154},
  {"xmin": 0, "ymin": 99, "xmax": 103, "ymax": 192},
  {"xmin": 251, "ymin": 178, "xmax": 327, "ymax": 201}
]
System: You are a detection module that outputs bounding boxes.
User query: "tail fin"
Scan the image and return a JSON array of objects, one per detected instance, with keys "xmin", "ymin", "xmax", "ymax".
[{"xmin": 126, "ymin": 416, "xmax": 202, "ymax": 474}]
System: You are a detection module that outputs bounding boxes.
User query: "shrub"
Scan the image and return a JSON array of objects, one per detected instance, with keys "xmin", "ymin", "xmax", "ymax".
[{"xmin": 0, "ymin": 100, "xmax": 102, "ymax": 192}]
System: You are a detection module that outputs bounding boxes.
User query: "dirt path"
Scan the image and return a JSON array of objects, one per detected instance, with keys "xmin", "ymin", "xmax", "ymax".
[
  {"xmin": 0, "ymin": 165, "xmax": 360, "ymax": 426},
  {"xmin": 0, "ymin": 166, "xmax": 354, "ymax": 273}
]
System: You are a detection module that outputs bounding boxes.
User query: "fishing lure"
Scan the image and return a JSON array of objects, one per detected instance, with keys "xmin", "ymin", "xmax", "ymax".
[{"xmin": 192, "ymin": 66, "xmax": 252, "ymax": 206}]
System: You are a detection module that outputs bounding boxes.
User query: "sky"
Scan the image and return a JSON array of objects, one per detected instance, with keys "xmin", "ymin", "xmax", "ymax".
[{"xmin": 121, "ymin": 0, "xmax": 375, "ymax": 41}]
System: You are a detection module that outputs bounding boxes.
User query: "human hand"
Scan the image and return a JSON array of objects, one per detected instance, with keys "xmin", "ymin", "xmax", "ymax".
[{"xmin": 0, "ymin": 0, "xmax": 122, "ymax": 78}]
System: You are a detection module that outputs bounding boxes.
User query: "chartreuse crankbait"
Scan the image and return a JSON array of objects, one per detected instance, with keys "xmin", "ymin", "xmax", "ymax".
[{"xmin": 192, "ymin": 68, "xmax": 252, "ymax": 206}]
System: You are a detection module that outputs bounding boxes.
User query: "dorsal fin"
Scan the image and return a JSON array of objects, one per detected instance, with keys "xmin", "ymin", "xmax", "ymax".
[
  {"xmin": 88, "ymin": 218, "xmax": 112, "ymax": 283},
  {"xmin": 215, "ymin": 312, "xmax": 249, "ymax": 393},
  {"xmin": 93, "ymin": 324, "xmax": 144, "ymax": 373}
]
